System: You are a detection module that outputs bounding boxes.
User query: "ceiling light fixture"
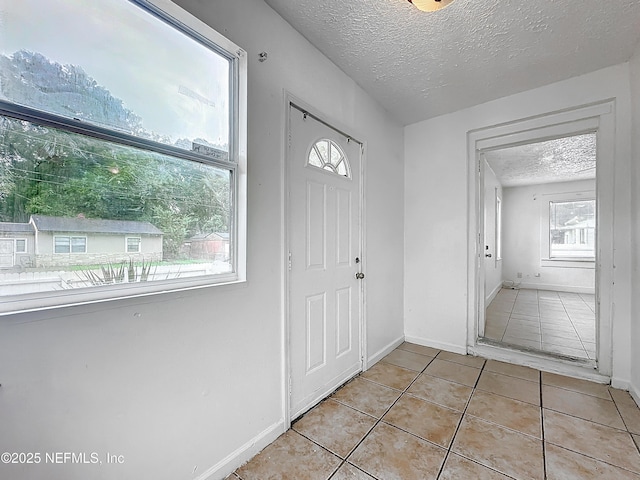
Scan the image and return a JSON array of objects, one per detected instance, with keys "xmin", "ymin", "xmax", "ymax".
[{"xmin": 408, "ymin": 0, "xmax": 455, "ymax": 12}]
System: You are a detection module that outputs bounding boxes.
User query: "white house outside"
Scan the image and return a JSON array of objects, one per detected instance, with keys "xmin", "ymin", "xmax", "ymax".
[
  {"xmin": 0, "ymin": 215, "xmax": 163, "ymax": 269},
  {"xmin": 0, "ymin": 223, "xmax": 36, "ymax": 269}
]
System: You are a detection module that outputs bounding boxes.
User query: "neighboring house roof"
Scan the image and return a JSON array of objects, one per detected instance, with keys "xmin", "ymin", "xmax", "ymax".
[
  {"xmin": 30, "ymin": 215, "xmax": 163, "ymax": 235},
  {"xmin": 0, "ymin": 222, "xmax": 35, "ymax": 234},
  {"xmin": 187, "ymin": 232, "xmax": 229, "ymax": 241}
]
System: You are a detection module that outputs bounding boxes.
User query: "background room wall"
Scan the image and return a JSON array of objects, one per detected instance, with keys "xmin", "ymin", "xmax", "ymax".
[
  {"xmin": 0, "ymin": 0, "xmax": 405, "ymax": 479},
  {"xmin": 630, "ymin": 45, "xmax": 640, "ymax": 401},
  {"xmin": 483, "ymin": 161, "xmax": 503, "ymax": 302},
  {"xmin": 501, "ymin": 179, "xmax": 596, "ymax": 293},
  {"xmin": 404, "ymin": 63, "xmax": 633, "ymax": 382}
]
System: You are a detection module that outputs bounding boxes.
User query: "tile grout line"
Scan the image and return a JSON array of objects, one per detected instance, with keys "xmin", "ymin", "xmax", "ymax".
[
  {"xmin": 291, "ymin": 356, "xmax": 432, "ymax": 480},
  {"xmin": 501, "ymin": 288, "xmax": 518, "ymax": 342},
  {"xmin": 328, "ymin": 352, "xmax": 440, "ymax": 480},
  {"xmin": 434, "ymin": 357, "xmax": 489, "ymax": 480},
  {"xmin": 342, "ymin": 352, "xmax": 487, "ymax": 479},
  {"xmin": 243, "ymin": 347, "xmax": 640, "ymax": 480},
  {"xmin": 282, "ymin": 425, "xmax": 346, "ymax": 480},
  {"xmin": 561, "ymin": 293, "xmax": 590, "ymax": 359},
  {"xmin": 608, "ymin": 387, "xmax": 640, "ymax": 450},
  {"xmin": 506, "ymin": 288, "xmax": 592, "ymax": 360},
  {"xmin": 542, "ymin": 382, "xmax": 640, "ymax": 475}
]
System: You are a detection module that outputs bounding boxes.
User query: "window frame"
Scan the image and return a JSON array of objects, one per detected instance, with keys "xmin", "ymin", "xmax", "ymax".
[
  {"xmin": 540, "ymin": 190, "xmax": 595, "ymax": 268},
  {"xmin": 548, "ymin": 199, "xmax": 595, "ymax": 260},
  {"xmin": 0, "ymin": 0, "xmax": 247, "ymax": 315},
  {"xmin": 14, "ymin": 239, "xmax": 27, "ymax": 254},
  {"xmin": 307, "ymin": 138, "xmax": 352, "ymax": 178},
  {"xmin": 54, "ymin": 236, "xmax": 88, "ymax": 255},
  {"xmin": 126, "ymin": 237, "xmax": 142, "ymax": 254}
]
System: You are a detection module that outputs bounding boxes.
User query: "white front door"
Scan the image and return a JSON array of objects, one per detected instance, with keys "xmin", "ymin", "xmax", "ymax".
[
  {"xmin": 288, "ymin": 105, "xmax": 363, "ymax": 419},
  {"xmin": 0, "ymin": 239, "xmax": 14, "ymax": 268}
]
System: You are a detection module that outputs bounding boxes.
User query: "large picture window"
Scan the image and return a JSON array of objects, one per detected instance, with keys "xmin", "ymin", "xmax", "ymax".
[{"xmin": 0, "ymin": 0, "xmax": 247, "ymax": 313}]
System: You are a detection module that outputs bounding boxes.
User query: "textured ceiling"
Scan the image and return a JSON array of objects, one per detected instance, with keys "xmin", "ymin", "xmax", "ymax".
[
  {"xmin": 484, "ymin": 133, "xmax": 596, "ymax": 187},
  {"xmin": 263, "ymin": 0, "xmax": 640, "ymax": 125}
]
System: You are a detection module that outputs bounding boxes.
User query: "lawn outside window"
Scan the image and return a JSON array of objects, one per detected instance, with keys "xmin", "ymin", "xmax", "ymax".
[{"xmin": 0, "ymin": 0, "xmax": 247, "ymax": 314}]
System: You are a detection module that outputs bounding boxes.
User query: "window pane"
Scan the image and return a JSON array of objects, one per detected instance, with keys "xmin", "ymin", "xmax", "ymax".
[
  {"xmin": 127, "ymin": 237, "xmax": 141, "ymax": 253},
  {"xmin": 15, "ymin": 239, "xmax": 26, "ymax": 252},
  {"xmin": 0, "ymin": 0, "xmax": 231, "ymax": 159},
  {"xmin": 0, "ymin": 115, "xmax": 232, "ymax": 291},
  {"xmin": 55, "ymin": 237, "xmax": 70, "ymax": 254},
  {"xmin": 307, "ymin": 139, "xmax": 351, "ymax": 178},
  {"xmin": 71, "ymin": 237, "xmax": 86, "ymax": 253},
  {"xmin": 549, "ymin": 200, "xmax": 595, "ymax": 258}
]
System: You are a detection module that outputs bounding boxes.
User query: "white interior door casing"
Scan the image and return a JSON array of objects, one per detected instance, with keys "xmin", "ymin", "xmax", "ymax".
[
  {"xmin": 467, "ymin": 101, "xmax": 615, "ymax": 379},
  {"xmin": 288, "ymin": 105, "xmax": 363, "ymax": 419}
]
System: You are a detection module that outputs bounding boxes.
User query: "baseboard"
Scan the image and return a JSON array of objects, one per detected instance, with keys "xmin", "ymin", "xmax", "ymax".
[
  {"xmin": 630, "ymin": 382, "xmax": 640, "ymax": 408},
  {"xmin": 611, "ymin": 379, "xmax": 640, "ymax": 408},
  {"xmin": 404, "ymin": 335, "xmax": 467, "ymax": 355},
  {"xmin": 367, "ymin": 335, "xmax": 404, "ymax": 367},
  {"xmin": 517, "ymin": 282, "xmax": 595, "ymax": 295},
  {"xmin": 486, "ymin": 283, "xmax": 502, "ymax": 305},
  {"xmin": 195, "ymin": 420, "xmax": 286, "ymax": 480},
  {"xmin": 611, "ymin": 377, "xmax": 630, "ymax": 390}
]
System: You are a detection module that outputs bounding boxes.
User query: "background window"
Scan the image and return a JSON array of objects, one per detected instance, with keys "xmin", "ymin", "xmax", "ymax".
[
  {"xmin": 15, "ymin": 239, "xmax": 26, "ymax": 253},
  {"xmin": 549, "ymin": 200, "xmax": 595, "ymax": 258},
  {"xmin": 54, "ymin": 236, "xmax": 87, "ymax": 254},
  {"xmin": 127, "ymin": 237, "xmax": 142, "ymax": 253}
]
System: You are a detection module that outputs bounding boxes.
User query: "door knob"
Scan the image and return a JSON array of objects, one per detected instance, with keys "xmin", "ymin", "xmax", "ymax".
[
  {"xmin": 355, "ymin": 272, "xmax": 365, "ymax": 279},
  {"xmin": 485, "ymin": 253, "xmax": 492, "ymax": 258}
]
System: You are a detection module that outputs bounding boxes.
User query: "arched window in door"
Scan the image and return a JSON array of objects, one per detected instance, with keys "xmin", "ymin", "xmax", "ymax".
[{"xmin": 307, "ymin": 139, "xmax": 351, "ymax": 178}]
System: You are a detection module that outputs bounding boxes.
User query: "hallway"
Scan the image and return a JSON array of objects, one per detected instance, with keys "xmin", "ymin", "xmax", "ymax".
[{"xmin": 228, "ymin": 342, "xmax": 640, "ymax": 479}]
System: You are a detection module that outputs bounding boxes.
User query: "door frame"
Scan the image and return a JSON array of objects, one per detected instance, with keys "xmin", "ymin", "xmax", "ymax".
[
  {"xmin": 0, "ymin": 239, "xmax": 16, "ymax": 268},
  {"xmin": 466, "ymin": 100, "xmax": 615, "ymax": 380},
  {"xmin": 281, "ymin": 92, "xmax": 367, "ymax": 427}
]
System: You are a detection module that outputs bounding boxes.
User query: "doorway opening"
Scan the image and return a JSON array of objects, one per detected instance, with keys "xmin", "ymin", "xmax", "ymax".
[
  {"xmin": 480, "ymin": 133, "xmax": 596, "ymax": 362},
  {"xmin": 466, "ymin": 101, "xmax": 615, "ymax": 379}
]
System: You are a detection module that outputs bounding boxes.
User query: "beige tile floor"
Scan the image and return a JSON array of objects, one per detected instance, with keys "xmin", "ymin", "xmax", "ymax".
[
  {"xmin": 228, "ymin": 342, "xmax": 640, "ymax": 480},
  {"xmin": 484, "ymin": 288, "xmax": 596, "ymax": 360}
]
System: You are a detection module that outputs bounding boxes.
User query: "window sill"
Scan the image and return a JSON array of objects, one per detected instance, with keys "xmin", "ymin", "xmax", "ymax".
[
  {"xmin": 541, "ymin": 258, "xmax": 595, "ymax": 269},
  {"xmin": 0, "ymin": 273, "xmax": 245, "ymax": 316}
]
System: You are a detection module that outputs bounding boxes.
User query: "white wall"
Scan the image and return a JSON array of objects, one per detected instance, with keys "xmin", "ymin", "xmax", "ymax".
[
  {"xmin": 502, "ymin": 179, "xmax": 596, "ymax": 293},
  {"xmin": 630, "ymin": 46, "xmax": 640, "ymax": 401},
  {"xmin": 0, "ymin": 1, "xmax": 405, "ymax": 479},
  {"xmin": 483, "ymin": 162, "xmax": 503, "ymax": 302},
  {"xmin": 405, "ymin": 63, "xmax": 633, "ymax": 381}
]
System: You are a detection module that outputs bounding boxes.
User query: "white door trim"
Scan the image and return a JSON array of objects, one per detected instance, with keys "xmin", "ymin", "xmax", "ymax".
[
  {"xmin": 466, "ymin": 100, "xmax": 615, "ymax": 379},
  {"xmin": 281, "ymin": 92, "xmax": 366, "ymax": 428}
]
